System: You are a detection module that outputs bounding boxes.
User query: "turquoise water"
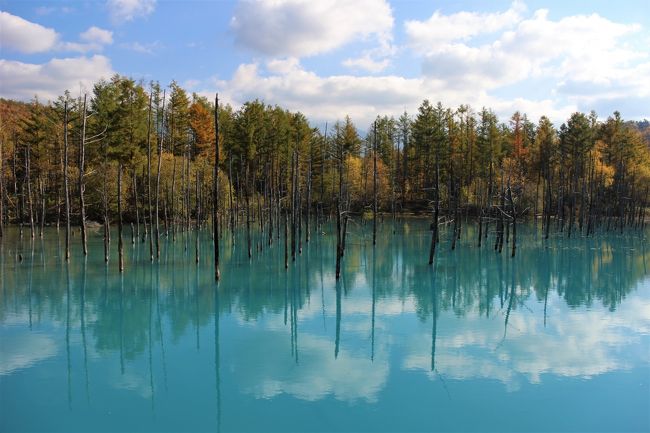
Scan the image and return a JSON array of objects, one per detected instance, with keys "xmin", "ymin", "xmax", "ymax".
[{"xmin": 1, "ymin": 221, "xmax": 649, "ymax": 432}]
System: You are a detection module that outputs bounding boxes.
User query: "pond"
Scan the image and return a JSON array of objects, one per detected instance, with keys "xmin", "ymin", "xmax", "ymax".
[{"xmin": 1, "ymin": 220, "xmax": 649, "ymax": 432}]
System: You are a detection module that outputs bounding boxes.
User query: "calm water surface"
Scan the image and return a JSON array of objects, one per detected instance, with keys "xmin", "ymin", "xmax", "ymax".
[{"xmin": 1, "ymin": 221, "xmax": 649, "ymax": 432}]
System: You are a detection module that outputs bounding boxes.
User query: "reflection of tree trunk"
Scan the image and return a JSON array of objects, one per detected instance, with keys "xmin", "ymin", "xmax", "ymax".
[
  {"xmin": 290, "ymin": 281, "xmax": 299, "ymax": 364},
  {"xmin": 81, "ymin": 261, "xmax": 90, "ymax": 403},
  {"xmin": 28, "ymin": 243, "xmax": 33, "ymax": 329},
  {"xmin": 335, "ymin": 280, "xmax": 341, "ymax": 359},
  {"xmin": 148, "ymin": 268, "xmax": 155, "ymax": 412},
  {"xmin": 195, "ymin": 266, "xmax": 200, "ymax": 350},
  {"xmin": 371, "ymin": 250, "xmax": 376, "ymax": 362},
  {"xmin": 320, "ymin": 240, "xmax": 326, "ymax": 329},
  {"xmin": 155, "ymin": 264, "xmax": 167, "ymax": 391},
  {"xmin": 503, "ymin": 261, "xmax": 516, "ymax": 340},
  {"xmin": 431, "ymin": 265, "xmax": 438, "ymax": 371},
  {"xmin": 214, "ymin": 285, "xmax": 222, "ymax": 432},
  {"xmin": 120, "ymin": 274, "xmax": 124, "ymax": 374},
  {"xmin": 66, "ymin": 264, "xmax": 72, "ymax": 409}
]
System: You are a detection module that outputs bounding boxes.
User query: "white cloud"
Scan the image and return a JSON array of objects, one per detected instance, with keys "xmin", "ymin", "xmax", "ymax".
[
  {"xmin": 0, "ymin": 333, "xmax": 58, "ymax": 375},
  {"xmin": 406, "ymin": 3, "xmax": 649, "ymax": 120},
  {"xmin": 230, "ymin": 0, "xmax": 393, "ymax": 57},
  {"xmin": 233, "ymin": 331, "xmax": 389, "ymax": 402},
  {"xmin": 211, "ymin": 60, "xmax": 434, "ymax": 126},
  {"xmin": 205, "ymin": 59, "xmax": 576, "ymax": 127},
  {"xmin": 405, "ymin": 1, "xmax": 525, "ymax": 52},
  {"xmin": 343, "ymin": 37, "xmax": 397, "ymax": 74},
  {"xmin": 0, "ymin": 55, "xmax": 114, "ymax": 101},
  {"xmin": 0, "ymin": 11, "xmax": 59, "ymax": 53},
  {"xmin": 403, "ymin": 290, "xmax": 650, "ymax": 388},
  {"xmin": 106, "ymin": 0, "xmax": 156, "ymax": 23},
  {"xmin": 0, "ymin": 13, "xmax": 113, "ymax": 55},
  {"xmin": 80, "ymin": 26, "xmax": 113, "ymax": 45}
]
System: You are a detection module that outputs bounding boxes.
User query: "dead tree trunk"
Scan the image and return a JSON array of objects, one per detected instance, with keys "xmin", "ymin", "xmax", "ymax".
[
  {"xmin": 39, "ymin": 177, "xmax": 45, "ymax": 238},
  {"xmin": 228, "ymin": 153, "xmax": 235, "ymax": 245},
  {"xmin": 306, "ymin": 146, "xmax": 312, "ymax": 243},
  {"xmin": 63, "ymin": 100, "xmax": 70, "ymax": 260},
  {"xmin": 290, "ymin": 151, "xmax": 297, "ymax": 261},
  {"xmin": 284, "ymin": 204, "xmax": 289, "ymax": 269},
  {"xmin": 132, "ymin": 170, "xmax": 139, "ymax": 244},
  {"xmin": 335, "ymin": 146, "xmax": 343, "ymax": 279},
  {"xmin": 214, "ymin": 94, "xmax": 220, "ymax": 280},
  {"xmin": 195, "ymin": 169, "xmax": 200, "ymax": 265},
  {"xmin": 79, "ymin": 95, "xmax": 88, "ymax": 256},
  {"xmin": 428, "ymin": 143, "xmax": 439, "ymax": 265},
  {"xmin": 245, "ymin": 164, "xmax": 252, "ymax": 260},
  {"xmin": 373, "ymin": 121, "xmax": 378, "ymax": 246},
  {"xmin": 25, "ymin": 142, "xmax": 34, "ymax": 239},
  {"xmin": 146, "ymin": 92, "xmax": 154, "ymax": 260},
  {"xmin": 155, "ymin": 90, "xmax": 166, "ymax": 259},
  {"xmin": 508, "ymin": 180, "xmax": 516, "ymax": 258},
  {"xmin": 118, "ymin": 163, "xmax": 124, "ymax": 272},
  {"xmin": 103, "ymin": 142, "xmax": 110, "ymax": 263}
]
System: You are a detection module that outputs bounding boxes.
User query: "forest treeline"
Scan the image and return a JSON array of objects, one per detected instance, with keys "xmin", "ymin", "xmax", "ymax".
[{"xmin": 0, "ymin": 75, "xmax": 649, "ymax": 266}]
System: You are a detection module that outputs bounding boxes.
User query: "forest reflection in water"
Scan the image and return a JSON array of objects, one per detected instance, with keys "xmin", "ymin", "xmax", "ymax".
[{"xmin": 1, "ymin": 220, "xmax": 649, "ymax": 432}]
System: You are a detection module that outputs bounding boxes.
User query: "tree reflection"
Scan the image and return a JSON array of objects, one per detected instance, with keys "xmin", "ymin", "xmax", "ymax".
[{"xmin": 0, "ymin": 222, "xmax": 647, "ymax": 370}]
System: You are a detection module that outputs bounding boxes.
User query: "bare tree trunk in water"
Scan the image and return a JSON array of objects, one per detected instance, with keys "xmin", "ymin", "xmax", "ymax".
[
  {"xmin": 335, "ymin": 147, "xmax": 343, "ymax": 279},
  {"xmin": 214, "ymin": 94, "xmax": 220, "ymax": 280},
  {"xmin": 118, "ymin": 163, "xmax": 124, "ymax": 272},
  {"xmin": 245, "ymin": 165, "xmax": 251, "ymax": 259},
  {"xmin": 63, "ymin": 100, "xmax": 70, "ymax": 260},
  {"xmin": 155, "ymin": 90, "xmax": 166, "ymax": 259},
  {"xmin": 146, "ymin": 92, "xmax": 154, "ymax": 260},
  {"xmin": 39, "ymin": 177, "xmax": 45, "ymax": 238},
  {"xmin": 428, "ymin": 147, "xmax": 439, "ymax": 265},
  {"xmin": 228, "ymin": 153, "xmax": 234, "ymax": 246},
  {"xmin": 306, "ymin": 147, "xmax": 312, "ymax": 243},
  {"xmin": 284, "ymin": 205, "xmax": 289, "ymax": 269},
  {"xmin": 291, "ymin": 151, "xmax": 297, "ymax": 261},
  {"xmin": 373, "ymin": 121, "xmax": 378, "ymax": 246},
  {"xmin": 195, "ymin": 169, "xmax": 200, "ymax": 265},
  {"xmin": 25, "ymin": 143, "xmax": 34, "ymax": 239},
  {"xmin": 79, "ymin": 95, "xmax": 88, "ymax": 256},
  {"xmin": 509, "ymin": 181, "xmax": 517, "ymax": 258},
  {"xmin": 103, "ymin": 143, "xmax": 109, "ymax": 263},
  {"xmin": 132, "ymin": 170, "xmax": 138, "ymax": 244}
]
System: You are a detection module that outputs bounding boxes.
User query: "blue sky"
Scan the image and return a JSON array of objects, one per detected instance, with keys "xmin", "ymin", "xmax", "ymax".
[{"xmin": 1, "ymin": 0, "xmax": 649, "ymax": 127}]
